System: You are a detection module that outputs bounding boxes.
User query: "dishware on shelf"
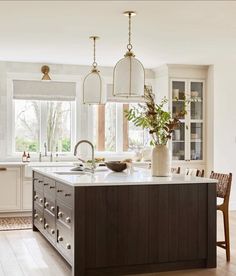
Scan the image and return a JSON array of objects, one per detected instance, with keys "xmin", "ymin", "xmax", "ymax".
[
  {"xmin": 191, "ymin": 133, "xmax": 198, "ymax": 139},
  {"xmin": 191, "ymin": 91, "xmax": 199, "ymax": 97},
  {"xmin": 173, "ymin": 89, "xmax": 179, "ymax": 99}
]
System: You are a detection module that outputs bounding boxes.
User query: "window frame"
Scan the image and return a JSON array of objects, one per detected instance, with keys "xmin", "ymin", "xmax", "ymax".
[
  {"xmin": 7, "ymin": 73, "xmax": 80, "ymax": 157},
  {"xmin": 13, "ymin": 99, "xmax": 76, "ymax": 154}
]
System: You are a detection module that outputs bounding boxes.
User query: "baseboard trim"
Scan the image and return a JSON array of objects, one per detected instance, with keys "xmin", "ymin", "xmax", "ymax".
[{"xmin": 0, "ymin": 212, "xmax": 31, "ymax": 217}]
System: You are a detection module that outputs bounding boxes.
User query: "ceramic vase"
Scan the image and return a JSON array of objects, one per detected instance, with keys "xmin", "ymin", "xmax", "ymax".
[{"xmin": 151, "ymin": 144, "xmax": 171, "ymax": 177}]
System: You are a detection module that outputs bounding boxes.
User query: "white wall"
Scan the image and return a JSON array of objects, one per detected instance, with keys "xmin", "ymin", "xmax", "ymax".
[{"xmin": 213, "ymin": 62, "xmax": 236, "ymax": 210}]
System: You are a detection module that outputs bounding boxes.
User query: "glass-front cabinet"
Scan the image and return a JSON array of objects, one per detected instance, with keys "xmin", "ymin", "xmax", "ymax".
[{"xmin": 171, "ymin": 79, "xmax": 204, "ymax": 162}]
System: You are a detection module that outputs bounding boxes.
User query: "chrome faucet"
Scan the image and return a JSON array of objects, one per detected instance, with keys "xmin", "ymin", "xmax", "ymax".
[{"xmin": 74, "ymin": 140, "xmax": 95, "ymax": 173}]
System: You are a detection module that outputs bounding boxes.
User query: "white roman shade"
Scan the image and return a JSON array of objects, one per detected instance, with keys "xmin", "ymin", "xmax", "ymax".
[{"xmin": 13, "ymin": 80, "xmax": 76, "ymax": 101}]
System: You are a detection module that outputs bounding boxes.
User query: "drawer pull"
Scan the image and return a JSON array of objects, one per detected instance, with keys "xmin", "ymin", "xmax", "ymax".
[
  {"xmin": 58, "ymin": 212, "xmax": 63, "ymax": 218},
  {"xmin": 34, "ymin": 213, "xmax": 38, "ymax": 218},
  {"xmin": 39, "ymin": 218, "xmax": 43, "ymax": 222},
  {"xmin": 66, "ymin": 217, "xmax": 71, "ymax": 223},
  {"xmin": 58, "ymin": 236, "xmax": 63, "ymax": 242},
  {"xmin": 64, "ymin": 193, "xmax": 71, "ymax": 197},
  {"xmin": 57, "ymin": 189, "xmax": 63, "ymax": 193},
  {"xmin": 49, "ymin": 186, "xmax": 55, "ymax": 189},
  {"xmin": 66, "ymin": 244, "xmax": 71, "ymax": 250},
  {"xmin": 45, "ymin": 202, "xmax": 49, "ymax": 207},
  {"xmin": 45, "ymin": 223, "xmax": 49, "ymax": 229},
  {"xmin": 39, "ymin": 198, "xmax": 44, "ymax": 203},
  {"xmin": 38, "ymin": 180, "xmax": 43, "ymax": 183},
  {"xmin": 34, "ymin": 195, "xmax": 38, "ymax": 200},
  {"xmin": 50, "ymin": 206, "xmax": 55, "ymax": 212},
  {"xmin": 51, "ymin": 229, "xmax": 55, "ymax": 235},
  {"xmin": 0, "ymin": 168, "xmax": 7, "ymax": 171},
  {"xmin": 44, "ymin": 183, "xmax": 49, "ymax": 186}
]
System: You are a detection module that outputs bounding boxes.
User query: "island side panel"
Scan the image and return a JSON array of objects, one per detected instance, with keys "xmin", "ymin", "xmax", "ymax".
[
  {"xmin": 82, "ymin": 183, "xmax": 215, "ymax": 275},
  {"xmin": 207, "ymin": 183, "xmax": 217, "ymax": 268}
]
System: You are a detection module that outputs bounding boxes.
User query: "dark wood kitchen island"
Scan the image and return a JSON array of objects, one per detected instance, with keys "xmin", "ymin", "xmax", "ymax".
[{"xmin": 32, "ymin": 167, "xmax": 217, "ymax": 276}]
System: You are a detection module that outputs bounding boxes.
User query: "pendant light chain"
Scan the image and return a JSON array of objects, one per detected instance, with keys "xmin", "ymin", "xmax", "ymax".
[
  {"xmin": 127, "ymin": 12, "xmax": 133, "ymax": 51},
  {"xmin": 92, "ymin": 37, "xmax": 97, "ymax": 68}
]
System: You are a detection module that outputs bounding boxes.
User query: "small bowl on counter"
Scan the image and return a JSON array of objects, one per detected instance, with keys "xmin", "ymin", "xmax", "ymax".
[{"xmin": 105, "ymin": 161, "xmax": 127, "ymax": 172}]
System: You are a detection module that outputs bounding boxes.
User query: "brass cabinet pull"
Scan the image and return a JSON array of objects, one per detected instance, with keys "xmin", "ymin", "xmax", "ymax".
[
  {"xmin": 34, "ymin": 195, "xmax": 38, "ymax": 200},
  {"xmin": 0, "ymin": 168, "xmax": 7, "ymax": 171},
  {"xmin": 58, "ymin": 236, "xmax": 63, "ymax": 242},
  {"xmin": 44, "ymin": 183, "xmax": 49, "ymax": 186},
  {"xmin": 58, "ymin": 211, "xmax": 63, "ymax": 218},
  {"xmin": 50, "ymin": 206, "xmax": 55, "ymax": 212},
  {"xmin": 65, "ymin": 193, "xmax": 71, "ymax": 197},
  {"xmin": 39, "ymin": 198, "xmax": 43, "ymax": 203},
  {"xmin": 57, "ymin": 189, "xmax": 62, "ymax": 193},
  {"xmin": 49, "ymin": 186, "xmax": 55, "ymax": 189},
  {"xmin": 34, "ymin": 213, "xmax": 38, "ymax": 218},
  {"xmin": 66, "ymin": 217, "xmax": 71, "ymax": 223},
  {"xmin": 51, "ymin": 229, "xmax": 55, "ymax": 235},
  {"xmin": 66, "ymin": 244, "xmax": 71, "ymax": 250},
  {"xmin": 45, "ymin": 202, "xmax": 49, "ymax": 208},
  {"xmin": 39, "ymin": 218, "xmax": 43, "ymax": 222},
  {"xmin": 45, "ymin": 223, "xmax": 49, "ymax": 229},
  {"xmin": 38, "ymin": 180, "xmax": 43, "ymax": 183}
]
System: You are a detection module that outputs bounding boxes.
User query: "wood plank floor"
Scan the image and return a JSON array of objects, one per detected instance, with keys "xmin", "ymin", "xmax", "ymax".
[{"xmin": 0, "ymin": 212, "xmax": 235, "ymax": 276}]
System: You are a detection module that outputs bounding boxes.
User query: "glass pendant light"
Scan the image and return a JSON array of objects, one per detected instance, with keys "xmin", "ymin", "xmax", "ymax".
[
  {"xmin": 113, "ymin": 11, "xmax": 145, "ymax": 98},
  {"xmin": 83, "ymin": 36, "xmax": 106, "ymax": 104}
]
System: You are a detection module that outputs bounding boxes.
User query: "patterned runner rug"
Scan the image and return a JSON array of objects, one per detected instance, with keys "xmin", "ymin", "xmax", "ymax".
[{"xmin": 0, "ymin": 216, "xmax": 32, "ymax": 231}]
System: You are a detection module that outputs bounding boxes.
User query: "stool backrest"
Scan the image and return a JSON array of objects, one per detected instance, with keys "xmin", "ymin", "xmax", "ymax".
[
  {"xmin": 210, "ymin": 171, "xmax": 232, "ymax": 200},
  {"xmin": 171, "ymin": 167, "xmax": 180, "ymax": 174}
]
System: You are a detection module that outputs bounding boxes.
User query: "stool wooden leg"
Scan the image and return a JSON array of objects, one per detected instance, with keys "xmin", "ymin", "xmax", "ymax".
[{"xmin": 223, "ymin": 209, "xmax": 230, "ymax": 261}]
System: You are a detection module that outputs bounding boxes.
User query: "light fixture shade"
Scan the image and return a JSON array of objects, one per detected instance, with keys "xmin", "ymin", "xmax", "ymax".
[
  {"xmin": 83, "ymin": 70, "xmax": 106, "ymax": 104},
  {"xmin": 113, "ymin": 55, "xmax": 145, "ymax": 97}
]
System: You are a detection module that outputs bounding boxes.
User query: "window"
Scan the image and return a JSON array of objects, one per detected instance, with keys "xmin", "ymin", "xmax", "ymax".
[
  {"xmin": 14, "ymin": 99, "xmax": 73, "ymax": 153},
  {"xmin": 92, "ymin": 103, "xmax": 149, "ymax": 152},
  {"xmin": 15, "ymin": 100, "xmax": 40, "ymax": 152},
  {"xmin": 92, "ymin": 103, "xmax": 116, "ymax": 151}
]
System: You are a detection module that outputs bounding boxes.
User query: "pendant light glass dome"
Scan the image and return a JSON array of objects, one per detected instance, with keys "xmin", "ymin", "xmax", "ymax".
[
  {"xmin": 83, "ymin": 36, "xmax": 106, "ymax": 104},
  {"xmin": 113, "ymin": 11, "xmax": 145, "ymax": 98}
]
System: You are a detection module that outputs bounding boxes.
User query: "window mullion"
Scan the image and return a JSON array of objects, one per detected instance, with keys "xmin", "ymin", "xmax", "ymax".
[
  {"xmin": 40, "ymin": 101, "xmax": 47, "ymax": 154},
  {"xmin": 116, "ymin": 103, "xmax": 123, "ymax": 152}
]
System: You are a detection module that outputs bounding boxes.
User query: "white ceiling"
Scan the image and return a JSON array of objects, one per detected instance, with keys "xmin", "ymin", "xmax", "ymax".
[{"xmin": 0, "ymin": 1, "xmax": 236, "ymax": 68}]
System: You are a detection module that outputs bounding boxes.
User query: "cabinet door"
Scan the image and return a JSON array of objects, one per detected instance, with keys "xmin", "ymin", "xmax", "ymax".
[
  {"xmin": 171, "ymin": 80, "xmax": 187, "ymax": 161},
  {"xmin": 0, "ymin": 167, "xmax": 21, "ymax": 211},
  {"xmin": 189, "ymin": 81, "xmax": 204, "ymax": 161},
  {"xmin": 23, "ymin": 180, "xmax": 32, "ymax": 210}
]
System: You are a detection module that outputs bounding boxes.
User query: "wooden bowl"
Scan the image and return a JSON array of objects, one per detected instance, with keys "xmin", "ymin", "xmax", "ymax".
[{"xmin": 105, "ymin": 161, "xmax": 127, "ymax": 172}]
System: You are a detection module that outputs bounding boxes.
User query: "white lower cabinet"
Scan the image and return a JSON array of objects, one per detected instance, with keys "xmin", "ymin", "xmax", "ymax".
[
  {"xmin": 22, "ymin": 180, "xmax": 32, "ymax": 210},
  {"xmin": 0, "ymin": 167, "xmax": 21, "ymax": 211}
]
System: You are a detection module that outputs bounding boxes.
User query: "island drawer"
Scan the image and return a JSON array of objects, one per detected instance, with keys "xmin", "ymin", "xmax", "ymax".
[
  {"xmin": 33, "ymin": 173, "xmax": 44, "ymax": 192},
  {"xmin": 33, "ymin": 207, "xmax": 44, "ymax": 230},
  {"xmin": 44, "ymin": 197, "xmax": 56, "ymax": 216},
  {"xmin": 43, "ymin": 177, "xmax": 56, "ymax": 199},
  {"xmin": 44, "ymin": 211, "xmax": 56, "ymax": 244},
  {"xmin": 56, "ymin": 182, "xmax": 73, "ymax": 208},
  {"xmin": 33, "ymin": 190, "xmax": 44, "ymax": 210},
  {"xmin": 57, "ymin": 223, "xmax": 73, "ymax": 263},
  {"xmin": 57, "ymin": 201, "xmax": 72, "ymax": 230}
]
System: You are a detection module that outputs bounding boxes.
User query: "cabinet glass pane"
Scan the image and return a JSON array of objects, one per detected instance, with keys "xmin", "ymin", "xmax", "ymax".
[
  {"xmin": 172, "ymin": 122, "xmax": 185, "ymax": 161},
  {"xmin": 191, "ymin": 122, "xmax": 203, "ymax": 160},
  {"xmin": 172, "ymin": 81, "xmax": 186, "ymax": 119},
  {"xmin": 191, "ymin": 82, "xmax": 203, "ymax": 120}
]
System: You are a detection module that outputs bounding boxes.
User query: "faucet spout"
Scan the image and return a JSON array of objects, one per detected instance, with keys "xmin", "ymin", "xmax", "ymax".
[{"xmin": 74, "ymin": 140, "xmax": 95, "ymax": 173}]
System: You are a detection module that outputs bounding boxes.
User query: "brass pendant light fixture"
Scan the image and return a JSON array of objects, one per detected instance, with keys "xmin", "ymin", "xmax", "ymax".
[
  {"xmin": 113, "ymin": 11, "xmax": 145, "ymax": 98},
  {"xmin": 83, "ymin": 36, "xmax": 106, "ymax": 104}
]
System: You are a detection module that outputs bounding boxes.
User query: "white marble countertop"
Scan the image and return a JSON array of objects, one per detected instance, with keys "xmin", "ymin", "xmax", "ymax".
[{"xmin": 33, "ymin": 166, "xmax": 217, "ymax": 187}]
